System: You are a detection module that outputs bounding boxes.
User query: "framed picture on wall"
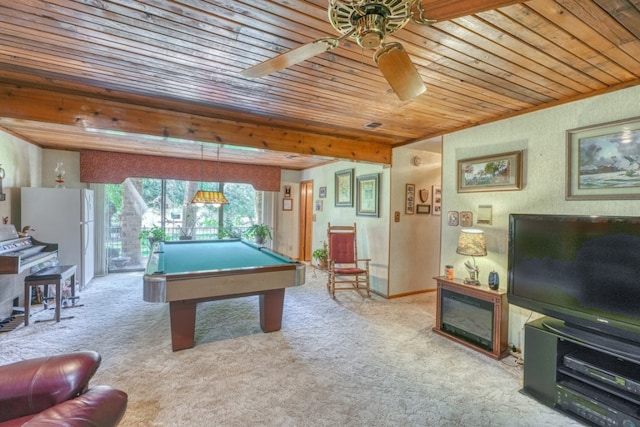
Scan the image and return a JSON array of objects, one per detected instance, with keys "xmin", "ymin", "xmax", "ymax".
[
  {"xmin": 447, "ymin": 211, "xmax": 459, "ymax": 226},
  {"xmin": 315, "ymin": 200, "xmax": 323, "ymax": 212},
  {"xmin": 416, "ymin": 204, "xmax": 431, "ymax": 214},
  {"xmin": 283, "ymin": 198, "xmax": 293, "ymax": 211},
  {"xmin": 460, "ymin": 211, "xmax": 473, "ymax": 227},
  {"xmin": 319, "ymin": 186, "xmax": 327, "ymax": 198},
  {"xmin": 432, "ymin": 185, "xmax": 441, "ymax": 216},
  {"xmin": 457, "ymin": 151, "xmax": 523, "ymax": 193},
  {"xmin": 405, "ymin": 183, "xmax": 415, "ymax": 215},
  {"xmin": 335, "ymin": 169, "xmax": 354, "ymax": 207},
  {"xmin": 566, "ymin": 116, "xmax": 640, "ymax": 200},
  {"xmin": 356, "ymin": 173, "xmax": 379, "ymax": 217}
]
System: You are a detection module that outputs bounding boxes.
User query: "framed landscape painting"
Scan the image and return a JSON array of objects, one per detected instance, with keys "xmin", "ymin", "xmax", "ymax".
[
  {"xmin": 566, "ymin": 117, "xmax": 640, "ymax": 200},
  {"xmin": 457, "ymin": 151, "xmax": 523, "ymax": 193}
]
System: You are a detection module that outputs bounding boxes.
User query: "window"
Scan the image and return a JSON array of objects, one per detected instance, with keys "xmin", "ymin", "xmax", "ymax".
[{"xmin": 106, "ymin": 178, "xmax": 258, "ymax": 271}]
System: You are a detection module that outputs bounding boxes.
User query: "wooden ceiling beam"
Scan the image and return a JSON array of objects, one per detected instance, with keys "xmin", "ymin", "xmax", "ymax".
[{"xmin": 0, "ymin": 82, "xmax": 391, "ymax": 164}]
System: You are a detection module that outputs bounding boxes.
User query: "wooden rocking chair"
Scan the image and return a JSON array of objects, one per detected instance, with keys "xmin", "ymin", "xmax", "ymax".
[{"xmin": 327, "ymin": 223, "xmax": 371, "ymax": 298}]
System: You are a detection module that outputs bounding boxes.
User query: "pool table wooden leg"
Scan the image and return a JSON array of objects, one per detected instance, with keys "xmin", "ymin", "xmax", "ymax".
[
  {"xmin": 259, "ymin": 289, "xmax": 285, "ymax": 332},
  {"xmin": 170, "ymin": 301, "xmax": 196, "ymax": 351}
]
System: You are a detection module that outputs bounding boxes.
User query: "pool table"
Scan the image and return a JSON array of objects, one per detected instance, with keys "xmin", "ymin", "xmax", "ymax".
[{"xmin": 143, "ymin": 239, "xmax": 305, "ymax": 351}]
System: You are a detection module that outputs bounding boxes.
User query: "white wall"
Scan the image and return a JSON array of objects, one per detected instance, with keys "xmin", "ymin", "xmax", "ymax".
[
  {"xmin": 298, "ymin": 154, "xmax": 443, "ymax": 297},
  {"xmin": 41, "ymin": 150, "xmax": 83, "ymax": 189},
  {"xmin": 301, "ymin": 161, "xmax": 390, "ymax": 295},
  {"xmin": 441, "ymin": 85, "xmax": 640, "ymax": 350},
  {"xmin": 0, "ymin": 129, "xmax": 43, "ymax": 317},
  {"xmin": 388, "ymin": 146, "xmax": 442, "ymax": 296},
  {"xmin": 275, "ymin": 169, "xmax": 302, "ymax": 258}
]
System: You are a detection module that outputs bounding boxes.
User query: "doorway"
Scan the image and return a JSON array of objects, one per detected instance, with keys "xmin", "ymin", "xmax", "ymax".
[{"xmin": 298, "ymin": 180, "xmax": 313, "ymax": 261}]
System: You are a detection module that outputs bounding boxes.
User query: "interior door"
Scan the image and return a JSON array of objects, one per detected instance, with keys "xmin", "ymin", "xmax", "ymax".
[{"xmin": 298, "ymin": 180, "xmax": 313, "ymax": 261}]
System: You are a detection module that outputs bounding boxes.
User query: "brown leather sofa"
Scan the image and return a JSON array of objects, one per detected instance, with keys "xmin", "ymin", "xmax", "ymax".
[{"xmin": 0, "ymin": 351, "xmax": 127, "ymax": 426}]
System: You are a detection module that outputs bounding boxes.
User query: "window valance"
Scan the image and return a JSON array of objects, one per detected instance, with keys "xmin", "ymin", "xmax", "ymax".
[{"xmin": 80, "ymin": 150, "xmax": 281, "ymax": 191}]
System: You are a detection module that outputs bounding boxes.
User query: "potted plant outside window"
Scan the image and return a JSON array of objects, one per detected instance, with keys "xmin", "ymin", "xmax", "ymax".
[
  {"xmin": 245, "ymin": 224, "xmax": 272, "ymax": 245},
  {"xmin": 138, "ymin": 225, "xmax": 167, "ymax": 249},
  {"xmin": 179, "ymin": 226, "xmax": 193, "ymax": 240}
]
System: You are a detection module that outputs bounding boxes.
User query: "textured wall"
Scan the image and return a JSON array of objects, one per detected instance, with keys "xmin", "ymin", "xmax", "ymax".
[
  {"xmin": 441, "ymin": 85, "xmax": 640, "ymax": 350},
  {"xmin": 301, "ymin": 161, "xmax": 390, "ymax": 296},
  {"xmin": 0, "ymin": 130, "xmax": 42, "ymax": 318},
  {"xmin": 388, "ymin": 147, "xmax": 442, "ymax": 297}
]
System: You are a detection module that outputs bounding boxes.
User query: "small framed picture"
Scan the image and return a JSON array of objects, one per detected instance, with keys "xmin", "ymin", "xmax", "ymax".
[
  {"xmin": 405, "ymin": 183, "xmax": 415, "ymax": 215},
  {"xmin": 416, "ymin": 204, "xmax": 431, "ymax": 214},
  {"xmin": 319, "ymin": 186, "xmax": 327, "ymax": 198},
  {"xmin": 283, "ymin": 198, "xmax": 293, "ymax": 211},
  {"xmin": 284, "ymin": 185, "xmax": 291, "ymax": 198},
  {"xmin": 447, "ymin": 211, "xmax": 459, "ymax": 226},
  {"xmin": 432, "ymin": 185, "xmax": 442, "ymax": 216},
  {"xmin": 315, "ymin": 200, "xmax": 323, "ymax": 212},
  {"xmin": 460, "ymin": 211, "xmax": 473, "ymax": 227}
]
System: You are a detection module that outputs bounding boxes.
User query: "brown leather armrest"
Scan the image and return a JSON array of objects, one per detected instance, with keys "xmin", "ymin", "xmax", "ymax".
[
  {"xmin": 0, "ymin": 351, "xmax": 101, "ymax": 422},
  {"xmin": 24, "ymin": 386, "xmax": 128, "ymax": 427}
]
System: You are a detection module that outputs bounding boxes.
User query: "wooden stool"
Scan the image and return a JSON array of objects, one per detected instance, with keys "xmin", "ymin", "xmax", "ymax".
[{"xmin": 24, "ymin": 265, "xmax": 77, "ymax": 326}]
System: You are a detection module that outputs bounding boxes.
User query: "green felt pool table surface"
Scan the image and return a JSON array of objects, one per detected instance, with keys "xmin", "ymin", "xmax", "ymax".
[{"xmin": 149, "ymin": 239, "xmax": 296, "ymax": 275}]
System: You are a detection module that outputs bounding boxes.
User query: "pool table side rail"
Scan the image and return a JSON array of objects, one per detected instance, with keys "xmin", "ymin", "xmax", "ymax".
[
  {"xmin": 146, "ymin": 239, "xmax": 298, "ymax": 275},
  {"xmin": 148, "ymin": 262, "xmax": 296, "ymax": 279},
  {"xmin": 143, "ymin": 262, "xmax": 305, "ymax": 302}
]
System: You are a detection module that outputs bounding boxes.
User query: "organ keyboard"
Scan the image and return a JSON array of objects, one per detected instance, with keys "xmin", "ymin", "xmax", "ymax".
[{"xmin": 0, "ymin": 225, "xmax": 58, "ymax": 274}]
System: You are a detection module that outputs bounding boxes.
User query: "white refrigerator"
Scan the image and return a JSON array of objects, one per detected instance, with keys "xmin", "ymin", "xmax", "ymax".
[{"xmin": 21, "ymin": 187, "xmax": 95, "ymax": 288}]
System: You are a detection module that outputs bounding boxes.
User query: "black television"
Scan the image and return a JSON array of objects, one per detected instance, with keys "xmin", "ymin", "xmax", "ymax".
[{"xmin": 508, "ymin": 213, "xmax": 640, "ymax": 348}]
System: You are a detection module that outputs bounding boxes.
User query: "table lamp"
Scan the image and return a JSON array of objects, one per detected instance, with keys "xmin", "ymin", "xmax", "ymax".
[{"xmin": 456, "ymin": 229, "xmax": 487, "ymax": 285}]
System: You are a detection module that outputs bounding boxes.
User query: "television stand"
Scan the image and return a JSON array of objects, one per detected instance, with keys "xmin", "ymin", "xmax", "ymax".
[
  {"xmin": 542, "ymin": 318, "xmax": 640, "ymax": 364},
  {"xmin": 523, "ymin": 317, "xmax": 640, "ymax": 426},
  {"xmin": 432, "ymin": 276, "xmax": 509, "ymax": 359}
]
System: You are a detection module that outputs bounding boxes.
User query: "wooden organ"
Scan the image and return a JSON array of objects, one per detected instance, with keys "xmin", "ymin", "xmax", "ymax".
[{"xmin": 0, "ymin": 225, "xmax": 58, "ymax": 274}]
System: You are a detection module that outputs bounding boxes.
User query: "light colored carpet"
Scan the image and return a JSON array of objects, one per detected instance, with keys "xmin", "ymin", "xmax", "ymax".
[{"xmin": 0, "ymin": 268, "xmax": 580, "ymax": 426}]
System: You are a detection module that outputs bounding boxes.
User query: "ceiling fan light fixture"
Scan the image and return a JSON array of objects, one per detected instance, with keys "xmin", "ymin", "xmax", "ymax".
[
  {"xmin": 241, "ymin": 0, "xmax": 430, "ymax": 98},
  {"xmin": 355, "ymin": 14, "xmax": 387, "ymax": 49},
  {"xmin": 374, "ymin": 42, "xmax": 426, "ymax": 101}
]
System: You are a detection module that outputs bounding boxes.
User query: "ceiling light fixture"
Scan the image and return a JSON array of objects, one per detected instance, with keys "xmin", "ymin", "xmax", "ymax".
[
  {"xmin": 240, "ymin": 0, "xmax": 436, "ymax": 101},
  {"xmin": 190, "ymin": 143, "xmax": 229, "ymax": 208}
]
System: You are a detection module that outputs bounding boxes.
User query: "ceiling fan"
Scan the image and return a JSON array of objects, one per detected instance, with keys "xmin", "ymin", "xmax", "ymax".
[{"xmin": 240, "ymin": 0, "xmax": 437, "ymax": 101}]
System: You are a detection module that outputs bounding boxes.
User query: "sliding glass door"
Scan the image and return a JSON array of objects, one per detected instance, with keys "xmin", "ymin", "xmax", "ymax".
[{"xmin": 105, "ymin": 178, "xmax": 258, "ymax": 272}]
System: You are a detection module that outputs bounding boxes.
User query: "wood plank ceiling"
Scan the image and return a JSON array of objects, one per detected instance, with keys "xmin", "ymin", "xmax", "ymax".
[{"xmin": 0, "ymin": 0, "xmax": 638, "ymax": 169}]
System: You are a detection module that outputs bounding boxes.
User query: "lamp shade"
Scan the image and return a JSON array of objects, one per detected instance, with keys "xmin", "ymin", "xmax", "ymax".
[
  {"xmin": 190, "ymin": 190, "xmax": 229, "ymax": 207},
  {"xmin": 456, "ymin": 229, "xmax": 487, "ymax": 257}
]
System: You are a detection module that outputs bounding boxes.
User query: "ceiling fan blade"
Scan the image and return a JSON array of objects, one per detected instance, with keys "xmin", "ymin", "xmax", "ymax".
[
  {"xmin": 241, "ymin": 38, "xmax": 340, "ymax": 78},
  {"xmin": 374, "ymin": 42, "xmax": 426, "ymax": 101}
]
